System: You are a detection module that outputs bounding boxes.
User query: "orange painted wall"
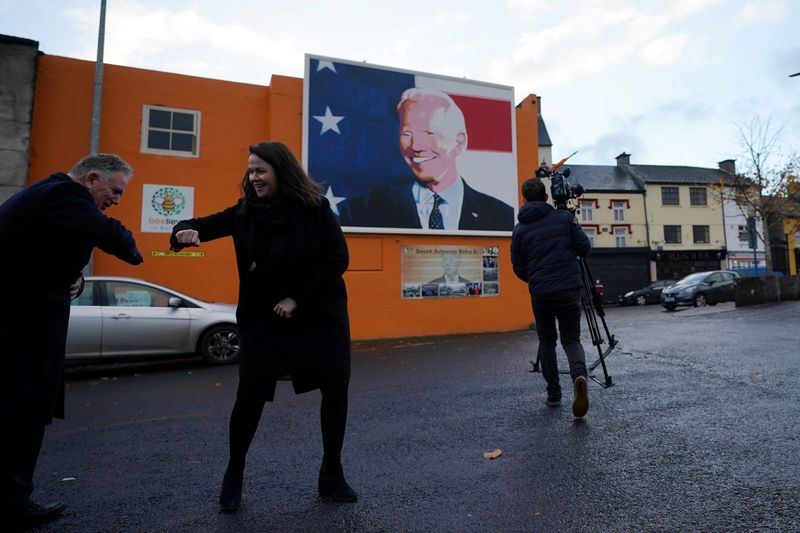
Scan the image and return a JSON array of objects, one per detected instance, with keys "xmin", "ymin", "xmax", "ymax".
[{"xmin": 28, "ymin": 55, "xmax": 540, "ymax": 340}]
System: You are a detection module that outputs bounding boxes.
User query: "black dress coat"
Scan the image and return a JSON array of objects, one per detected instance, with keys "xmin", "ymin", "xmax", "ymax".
[
  {"xmin": 0, "ymin": 173, "xmax": 143, "ymax": 425},
  {"xmin": 170, "ymin": 196, "xmax": 351, "ymax": 402}
]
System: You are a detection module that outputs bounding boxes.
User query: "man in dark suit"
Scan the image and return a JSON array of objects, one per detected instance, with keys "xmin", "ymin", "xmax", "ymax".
[
  {"xmin": 338, "ymin": 87, "xmax": 514, "ymax": 231},
  {"xmin": 0, "ymin": 154, "xmax": 143, "ymax": 527}
]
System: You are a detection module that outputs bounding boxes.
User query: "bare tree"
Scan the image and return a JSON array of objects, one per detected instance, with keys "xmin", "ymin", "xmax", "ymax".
[{"xmin": 715, "ymin": 117, "xmax": 798, "ymax": 275}]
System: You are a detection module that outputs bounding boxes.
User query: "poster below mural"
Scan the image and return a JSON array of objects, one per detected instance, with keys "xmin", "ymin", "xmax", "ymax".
[
  {"xmin": 141, "ymin": 184, "xmax": 194, "ymax": 233},
  {"xmin": 401, "ymin": 245, "xmax": 500, "ymax": 299}
]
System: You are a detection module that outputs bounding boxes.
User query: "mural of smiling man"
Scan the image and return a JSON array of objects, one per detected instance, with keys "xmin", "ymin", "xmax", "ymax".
[{"xmin": 338, "ymin": 87, "xmax": 514, "ymax": 232}]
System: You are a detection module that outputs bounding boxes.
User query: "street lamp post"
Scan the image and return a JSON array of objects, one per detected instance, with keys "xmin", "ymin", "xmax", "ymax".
[
  {"xmin": 89, "ymin": 0, "xmax": 106, "ymax": 155},
  {"xmin": 85, "ymin": 0, "xmax": 106, "ymax": 277}
]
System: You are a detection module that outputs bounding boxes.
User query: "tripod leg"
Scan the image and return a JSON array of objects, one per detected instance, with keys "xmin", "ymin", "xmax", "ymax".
[{"xmin": 578, "ymin": 257, "xmax": 615, "ymax": 388}]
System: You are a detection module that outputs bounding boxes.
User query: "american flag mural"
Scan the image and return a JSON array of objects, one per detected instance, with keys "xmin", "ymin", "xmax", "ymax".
[{"xmin": 303, "ymin": 55, "xmax": 518, "ymax": 235}]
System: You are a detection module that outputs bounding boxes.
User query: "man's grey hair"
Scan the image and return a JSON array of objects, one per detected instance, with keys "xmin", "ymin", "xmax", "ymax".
[
  {"xmin": 69, "ymin": 153, "xmax": 134, "ymax": 181},
  {"xmin": 397, "ymin": 87, "xmax": 467, "ymax": 138}
]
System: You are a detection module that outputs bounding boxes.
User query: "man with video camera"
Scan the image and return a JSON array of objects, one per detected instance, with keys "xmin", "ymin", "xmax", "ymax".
[{"xmin": 511, "ymin": 177, "xmax": 591, "ymax": 417}]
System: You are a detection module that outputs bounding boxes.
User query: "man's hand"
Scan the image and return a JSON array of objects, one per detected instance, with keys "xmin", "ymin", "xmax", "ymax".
[
  {"xmin": 172, "ymin": 229, "xmax": 200, "ymax": 251},
  {"xmin": 69, "ymin": 275, "xmax": 84, "ymax": 300},
  {"xmin": 274, "ymin": 297, "xmax": 298, "ymax": 318}
]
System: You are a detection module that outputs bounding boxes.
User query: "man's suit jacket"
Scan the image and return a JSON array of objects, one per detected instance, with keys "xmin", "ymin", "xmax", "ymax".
[{"xmin": 338, "ymin": 178, "xmax": 514, "ymax": 231}]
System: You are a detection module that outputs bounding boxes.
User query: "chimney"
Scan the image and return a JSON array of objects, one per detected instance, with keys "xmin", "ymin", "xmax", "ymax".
[
  {"xmin": 718, "ymin": 159, "xmax": 736, "ymax": 174},
  {"xmin": 615, "ymin": 152, "xmax": 631, "ymax": 166}
]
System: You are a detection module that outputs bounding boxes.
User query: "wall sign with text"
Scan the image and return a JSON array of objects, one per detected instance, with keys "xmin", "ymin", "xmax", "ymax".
[{"xmin": 401, "ymin": 245, "xmax": 500, "ymax": 299}]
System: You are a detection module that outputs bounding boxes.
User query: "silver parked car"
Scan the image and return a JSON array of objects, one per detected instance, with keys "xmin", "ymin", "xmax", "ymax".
[{"xmin": 67, "ymin": 276, "xmax": 239, "ymax": 365}]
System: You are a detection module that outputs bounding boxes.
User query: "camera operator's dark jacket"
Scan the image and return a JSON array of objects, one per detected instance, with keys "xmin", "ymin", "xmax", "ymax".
[{"xmin": 511, "ymin": 201, "xmax": 591, "ymax": 295}]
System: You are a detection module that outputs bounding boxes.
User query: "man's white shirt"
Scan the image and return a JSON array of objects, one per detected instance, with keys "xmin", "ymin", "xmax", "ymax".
[{"xmin": 412, "ymin": 178, "xmax": 464, "ymax": 230}]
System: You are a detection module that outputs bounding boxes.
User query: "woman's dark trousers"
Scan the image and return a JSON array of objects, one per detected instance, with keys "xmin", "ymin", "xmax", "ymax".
[
  {"xmin": 531, "ymin": 289, "xmax": 587, "ymax": 398},
  {"xmin": 225, "ymin": 379, "xmax": 350, "ymax": 473}
]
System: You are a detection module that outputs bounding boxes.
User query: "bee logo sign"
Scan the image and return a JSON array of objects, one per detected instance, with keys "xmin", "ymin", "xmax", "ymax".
[{"xmin": 142, "ymin": 184, "xmax": 194, "ymax": 233}]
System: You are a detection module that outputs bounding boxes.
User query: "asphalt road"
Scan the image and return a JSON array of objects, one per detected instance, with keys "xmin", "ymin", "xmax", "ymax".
[{"xmin": 19, "ymin": 300, "xmax": 800, "ymax": 532}]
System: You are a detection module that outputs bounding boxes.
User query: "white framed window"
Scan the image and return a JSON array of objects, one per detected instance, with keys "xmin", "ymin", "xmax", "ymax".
[
  {"xmin": 580, "ymin": 201, "xmax": 594, "ymax": 222},
  {"xmin": 614, "ymin": 227, "xmax": 627, "ymax": 248},
  {"xmin": 141, "ymin": 105, "xmax": 201, "ymax": 157},
  {"xmin": 612, "ymin": 201, "xmax": 626, "ymax": 221},
  {"xmin": 584, "ymin": 227, "xmax": 596, "ymax": 247}
]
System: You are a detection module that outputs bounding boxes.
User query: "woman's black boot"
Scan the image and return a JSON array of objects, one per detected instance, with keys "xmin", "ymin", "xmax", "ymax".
[
  {"xmin": 318, "ymin": 461, "xmax": 358, "ymax": 502},
  {"xmin": 219, "ymin": 465, "xmax": 244, "ymax": 512}
]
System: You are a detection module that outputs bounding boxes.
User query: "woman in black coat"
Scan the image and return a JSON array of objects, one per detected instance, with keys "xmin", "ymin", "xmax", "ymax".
[{"xmin": 170, "ymin": 142, "xmax": 356, "ymax": 511}]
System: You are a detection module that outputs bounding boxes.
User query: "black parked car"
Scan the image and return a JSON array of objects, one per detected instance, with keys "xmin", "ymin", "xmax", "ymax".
[
  {"xmin": 661, "ymin": 270, "xmax": 740, "ymax": 311},
  {"xmin": 618, "ymin": 279, "xmax": 678, "ymax": 306}
]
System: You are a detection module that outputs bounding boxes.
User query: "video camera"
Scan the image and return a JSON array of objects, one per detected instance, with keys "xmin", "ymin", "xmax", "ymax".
[{"xmin": 535, "ymin": 153, "xmax": 585, "ymax": 210}]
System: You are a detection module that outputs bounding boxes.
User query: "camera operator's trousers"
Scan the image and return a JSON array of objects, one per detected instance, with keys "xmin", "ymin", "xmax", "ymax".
[{"xmin": 531, "ymin": 288, "xmax": 587, "ymax": 396}]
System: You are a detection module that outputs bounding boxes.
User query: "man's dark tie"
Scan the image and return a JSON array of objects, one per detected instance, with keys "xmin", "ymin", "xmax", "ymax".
[{"xmin": 428, "ymin": 193, "xmax": 444, "ymax": 229}]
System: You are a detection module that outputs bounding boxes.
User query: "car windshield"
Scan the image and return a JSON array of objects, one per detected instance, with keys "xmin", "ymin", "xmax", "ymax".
[{"xmin": 675, "ymin": 273, "xmax": 708, "ymax": 285}]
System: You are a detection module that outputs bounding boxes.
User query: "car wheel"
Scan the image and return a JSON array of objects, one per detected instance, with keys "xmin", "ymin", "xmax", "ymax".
[
  {"xmin": 694, "ymin": 294, "xmax": 707, "ymax": 307},
  {"xmin": 635, "ymin": 295, "xmax": 647, "ymax": 306},
  {"xmin": 199, "ymin": 324, "xmax": 240, "ymax": 365},
  {"xmin": 663, "ymin": 305, "xmax": 676, "ymax": 312}
]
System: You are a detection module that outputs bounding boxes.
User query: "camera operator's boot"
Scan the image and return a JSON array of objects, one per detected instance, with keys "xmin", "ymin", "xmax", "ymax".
[{"xmin": 572, "ymin": 375, "xmax": 589, "ymax": 418}]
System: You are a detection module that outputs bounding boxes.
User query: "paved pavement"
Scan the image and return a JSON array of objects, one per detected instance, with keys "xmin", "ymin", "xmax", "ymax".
[{"xmin": 17, "ymin": 300, "xmax": 800, "ymax": 532}]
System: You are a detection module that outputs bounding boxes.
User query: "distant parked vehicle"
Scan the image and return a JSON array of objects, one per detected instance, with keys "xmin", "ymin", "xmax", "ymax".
[
  {"xmin": 67, "ymin": 277, "xmax": 239, "ymax": 365},
  {"xmin": 618, "ymin": 279, "xmax": 678, "ymax": 306},
  {"xmin": 660, "ymin": 270, "xmax": 740, "ymax": 311}
]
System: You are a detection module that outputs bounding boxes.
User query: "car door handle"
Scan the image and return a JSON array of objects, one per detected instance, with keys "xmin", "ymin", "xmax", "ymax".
[{"xmin": 110, "ymin": 313, "xmax": 132, "ymax": 319}]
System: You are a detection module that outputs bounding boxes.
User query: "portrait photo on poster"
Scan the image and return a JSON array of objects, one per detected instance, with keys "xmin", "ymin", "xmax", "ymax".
[
  {"xmin": 303, "ymin": 55, "xmax": 518, "ymax": 236},
  {"xmin": 400, "ymin": 245, "xmax": 500, "ymax": 299}
]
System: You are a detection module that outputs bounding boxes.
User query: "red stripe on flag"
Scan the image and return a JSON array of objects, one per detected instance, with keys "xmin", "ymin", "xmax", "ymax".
[{"xmin": 449, "ymin": 94, "xmax": 513, "ymax": 152}]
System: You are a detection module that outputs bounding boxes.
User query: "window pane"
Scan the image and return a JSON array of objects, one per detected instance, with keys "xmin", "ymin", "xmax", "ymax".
[
  {"xmin": 106, "ymin": 282, "xmax": 172, "ymax": 307},
  {"xmin": 662, "ymin": 187, "xmax": 679, "ymax": 205},
  {"xmin": 147, "ymin": 130, "xmax": 170, "ymax": 149},
  {"xmin": 693, "ymin": 225, "xmax": 709, "ymax": 243},
  {"xmin": 171, "ymin": 132, "xmax": 195, "ymax": 152},
  {"xmin": 615, "ymin": 228, "xmax": 626, "ymax": 248},
  {"xmin": 149, "ymin": 109, "xmax": 171, "ymax": 129},
  {"xmin": 580, "ymin": 202, "xmax": 593, "ymax": 221},
  {"xmin": 690, "ymin": 188, "xmax": 707, "ymax": 206},
  {"xmin": 71, "ymin": 281, "xmax": 95, "ymax": 306},
  {"xmin": 664, "ymin": 225, "xmax": 681, "ymax": 243},
  {"xmin": 172, "ymin": 112, "xmax": 194, "ymax": 132}
]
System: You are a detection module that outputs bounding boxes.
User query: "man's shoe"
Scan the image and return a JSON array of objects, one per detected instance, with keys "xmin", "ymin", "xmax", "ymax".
[
  {"xmin": 219, "ymin": 467, "xmax": 243, "ymax": 512},
  {"xmin": 1, "ymin": 499, "xmax": 65, "ymax": 524},
  {"xmin": 572, "ymin": 375, "xmax": 589, "ymax": 417},
  {"xmin": 545, "ymin": 395, "xmax": 561, "ymax": 407}
]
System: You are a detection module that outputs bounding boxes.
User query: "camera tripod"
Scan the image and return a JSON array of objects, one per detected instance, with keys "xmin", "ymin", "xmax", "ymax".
[{"xmin": 529, "ymin": 256, "xmax": 616, "ymax": 388}]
